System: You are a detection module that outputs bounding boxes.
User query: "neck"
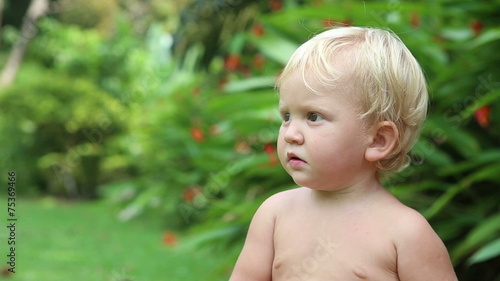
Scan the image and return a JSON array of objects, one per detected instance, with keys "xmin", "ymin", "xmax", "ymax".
[{"xmin": 309, "ymin": 173, "xmax": 386, "ymax": 207}]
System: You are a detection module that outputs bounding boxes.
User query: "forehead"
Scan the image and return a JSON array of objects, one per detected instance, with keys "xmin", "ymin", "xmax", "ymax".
[
  {"xmin": 278, "ymin": 66, "xmax": 357, "ymax": 105},
  {"xmin": 278, "ymin": 70, "xmax": 358, "ymax": 111}
]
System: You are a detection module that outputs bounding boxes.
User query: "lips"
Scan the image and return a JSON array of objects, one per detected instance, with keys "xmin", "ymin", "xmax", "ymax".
[
  {"xmin": 288, "ymin": 152, "xmax": 304, "ymax": 161},
  {"xmin": 287, "ymin": 152, "xmax": 307, "ymax": 166}
]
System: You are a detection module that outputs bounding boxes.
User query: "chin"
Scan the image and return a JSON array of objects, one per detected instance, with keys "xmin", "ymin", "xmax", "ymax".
[{"xmin": 291, "ymin": 178, "xmax": 321, "ymax": 190}]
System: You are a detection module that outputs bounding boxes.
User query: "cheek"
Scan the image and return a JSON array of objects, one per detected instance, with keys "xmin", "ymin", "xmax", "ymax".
[
  {"xmin": 277, "ymin": 135, "xmax": 287, "ymax": 161},
  {"xmin": 312, "ymin": 130, "xmax": 366, "ymax": 158}
]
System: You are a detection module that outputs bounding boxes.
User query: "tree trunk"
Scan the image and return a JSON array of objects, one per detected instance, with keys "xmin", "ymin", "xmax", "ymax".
[{"xmin": 0, "ymin": 0, "xmax": 49, "ymax": 89}]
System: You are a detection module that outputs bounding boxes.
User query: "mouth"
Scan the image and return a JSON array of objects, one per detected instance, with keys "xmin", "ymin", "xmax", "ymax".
[{"xmin": 287, "ymin": 152, "xmax": 307, "ymax": 165}]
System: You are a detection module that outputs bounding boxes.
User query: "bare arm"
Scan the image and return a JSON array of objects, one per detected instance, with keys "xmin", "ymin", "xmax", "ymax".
[
  {"xmin": 229, "ymin": 196, "xmax": 277, "ymax": 281},
  {"xmin": 395, "ymin": 211, "xmax": 458, "ymax": 281}
]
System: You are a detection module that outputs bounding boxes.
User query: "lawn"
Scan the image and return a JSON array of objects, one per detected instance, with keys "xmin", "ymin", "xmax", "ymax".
[{"xmin": 0, "ymin": 197, "xmax": 234, "ymax": 280}]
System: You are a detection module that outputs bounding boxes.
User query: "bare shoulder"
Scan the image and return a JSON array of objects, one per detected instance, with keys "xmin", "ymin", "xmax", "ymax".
[
  {"xmin": 390, "ymin": 203, "xmax": 435, "ymax": 238},
  {"xmin": 246, "ymin": 187, "xmax": 305, "ymax": 230},
  {"xmin": 385, "ymin": 202, "xmax": 443, "ymax": 251},
  {"xmin": 259, "ymin": 187, "xmax": 307, "ymax": 213},
  {"xmin": 229, "ymin": 188, "xmax": 303, "ymax": 281},
  {"xmin": 388, "ymin": 203, "xmax": 458, "ymax": 281}
]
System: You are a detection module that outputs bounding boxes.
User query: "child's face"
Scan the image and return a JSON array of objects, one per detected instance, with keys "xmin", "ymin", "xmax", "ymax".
[{"xmin": 277, "ymin": 70, "xmax": 374, "ymax": 191}]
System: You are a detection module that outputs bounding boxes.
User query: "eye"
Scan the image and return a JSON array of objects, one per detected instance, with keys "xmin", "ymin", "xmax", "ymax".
[
  {"xmin": 308, "ymin": 112, "xmax": 324, "ymax": 122},
  {"xmin": 282, "ymin": 112, "xmax": 291, "ymax": 122}
]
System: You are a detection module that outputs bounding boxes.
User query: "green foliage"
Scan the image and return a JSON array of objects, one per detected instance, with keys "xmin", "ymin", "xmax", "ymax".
[
  {"xmin": 0, "ymin": 66, "xmax": 126, "ymax": 198},
  {"xmin": 132, "ymin": 1, "xmax": 499, "ymax": 279},
  {"xmin": 2, "ymin": 0, "xmax": 499, "ymax": 280}
]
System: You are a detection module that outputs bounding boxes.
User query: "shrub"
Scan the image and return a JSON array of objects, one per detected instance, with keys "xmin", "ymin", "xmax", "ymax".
[{"xmin": 0, "ymin": 67, "xmax": 126, "ymax": 198}]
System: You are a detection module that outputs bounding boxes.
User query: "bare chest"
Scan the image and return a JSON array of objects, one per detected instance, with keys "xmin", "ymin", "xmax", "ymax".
[{"xmin": 272, "ymin": 212, "xmax": 399, "ymax": 281}]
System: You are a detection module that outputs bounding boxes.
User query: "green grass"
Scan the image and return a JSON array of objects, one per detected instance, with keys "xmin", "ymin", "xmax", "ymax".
[{"xmin": 0, "ymin": 197, "xmax": 234, "ymax": 280}]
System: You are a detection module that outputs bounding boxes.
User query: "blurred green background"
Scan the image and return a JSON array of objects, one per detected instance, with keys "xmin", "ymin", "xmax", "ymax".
[{"xmin": 0, "ymin": 0, "xmax": 499, "ymax": 280}]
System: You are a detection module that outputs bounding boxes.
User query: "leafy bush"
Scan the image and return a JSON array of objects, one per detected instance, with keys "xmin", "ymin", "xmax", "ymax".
[{"xmin": 0, "ymin": 67, "xmax": 126, "ymax": 198}]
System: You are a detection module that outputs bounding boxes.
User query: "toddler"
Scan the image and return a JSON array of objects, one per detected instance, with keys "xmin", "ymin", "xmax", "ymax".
[{"xmin": 229, "ymin": 26, "xmax": 458, "ymax": 281}]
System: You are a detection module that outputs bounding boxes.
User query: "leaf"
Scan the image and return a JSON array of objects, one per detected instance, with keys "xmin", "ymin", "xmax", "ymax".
[
  {"xmin": 180, "ymin": 225, "xmax": 243, "ymax": 250},
  {"xmin": 423, "ymin": 116, "xmax": 480, "ymax": 158},
  {"xmin": 207, "ymin": 90, "xmax": 278, "ymax": 120},
  {"xmin": 224, "ymin": 76, "xmax": 277, "ymax": 93},
  {"xmin": 425, "ymin": 162, "xmax": 500, "ymax": 220},
  {"xmin": 451, "ymin": 213, "xmax": 500, "ymax": 264},
  {"xmin": 423, "ymin": 184, "xmax": 463, "ymax": 220},
  {"xmin": 439, "ymin": 150, "xmax": 500, "ymax": 176},
  {"xmin": 459, "ymin": 89, "xmax": 500, "ymax": 121},
  {"xmin": 463, "ymin": 162, "xmax": 500, "ymax": 186},
  {"xmin": 467, "ymin": 238, "xmax": 500, "ymax": 265},
  {"xmin": 250, "ymin": 31, "xmax": 298, "ymax": 65},
  {"xmin": 412, "ymin": 138, "xmax": 453, "ymax": 167},
  {"xmin": 441, "ymin": 27, "xmax": 473, "ymax": 41},
  {"xmin": 467, "ymin": 27, "xmax": 500, "ymax": 49}
]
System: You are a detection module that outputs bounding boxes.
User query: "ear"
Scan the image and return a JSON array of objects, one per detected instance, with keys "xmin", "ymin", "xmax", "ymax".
[{"xmin": 365, "ymin": 121, "xmax": 398, "ymax": 162}]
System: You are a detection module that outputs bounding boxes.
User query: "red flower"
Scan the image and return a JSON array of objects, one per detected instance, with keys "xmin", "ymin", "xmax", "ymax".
[
  {"xmin": 270, "ymin": 0, "xmax": 282, "ymax": 11},
  {"xmin": 252, "ymin": 23, "xmax": 265, "ymax": 37},
  {"xmin": 163, "ymin": 231, "xmax": 178, "ymax": 247},
  {"xmin": 183, "ymin": 186, "xmax": 202, "ymax": 203},
  {"xmin": 253, "ymin": 54, "xmax": 265, "ymax": 70},
  {"xmin": 474, "ymin": 106, "xmax": 491, "ymax": 128},
  {"xmin": 190, "ymin": 127, "xmax": 205, "ymax": 142},
  {"xmin": 264, "ymin": 144, "xmax": 279, "ymax": 166},
  {"xmin": 410, "ymin": 11, "xmax": 420, "ymax": 28},
  {"xmin": 225, "ymin": 54, "xmax": 241, "ymax": 71},
  {"xmin": 471, "ymin": 20, "xmax": 483, "ymax": 36},
  {"xmin": 264, "ymin": 143, "xmax": 275, "ymax": 155}
]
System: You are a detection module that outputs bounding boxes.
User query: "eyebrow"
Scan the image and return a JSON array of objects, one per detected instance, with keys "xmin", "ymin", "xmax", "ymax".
[{"xmin": 278, "ymin": 103, "xmax": 334, "ymax": 119}]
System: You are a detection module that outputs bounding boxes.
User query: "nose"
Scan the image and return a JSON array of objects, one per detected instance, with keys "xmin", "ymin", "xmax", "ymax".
[{"xmin": 282, "ymin": 122, "xmax": 304, "ymax": 145}]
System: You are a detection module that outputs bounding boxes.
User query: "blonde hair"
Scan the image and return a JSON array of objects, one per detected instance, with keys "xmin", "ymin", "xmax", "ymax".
[{"xmin": 276, "ymin": 27, "xmax": 428, "ymax": 172}]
